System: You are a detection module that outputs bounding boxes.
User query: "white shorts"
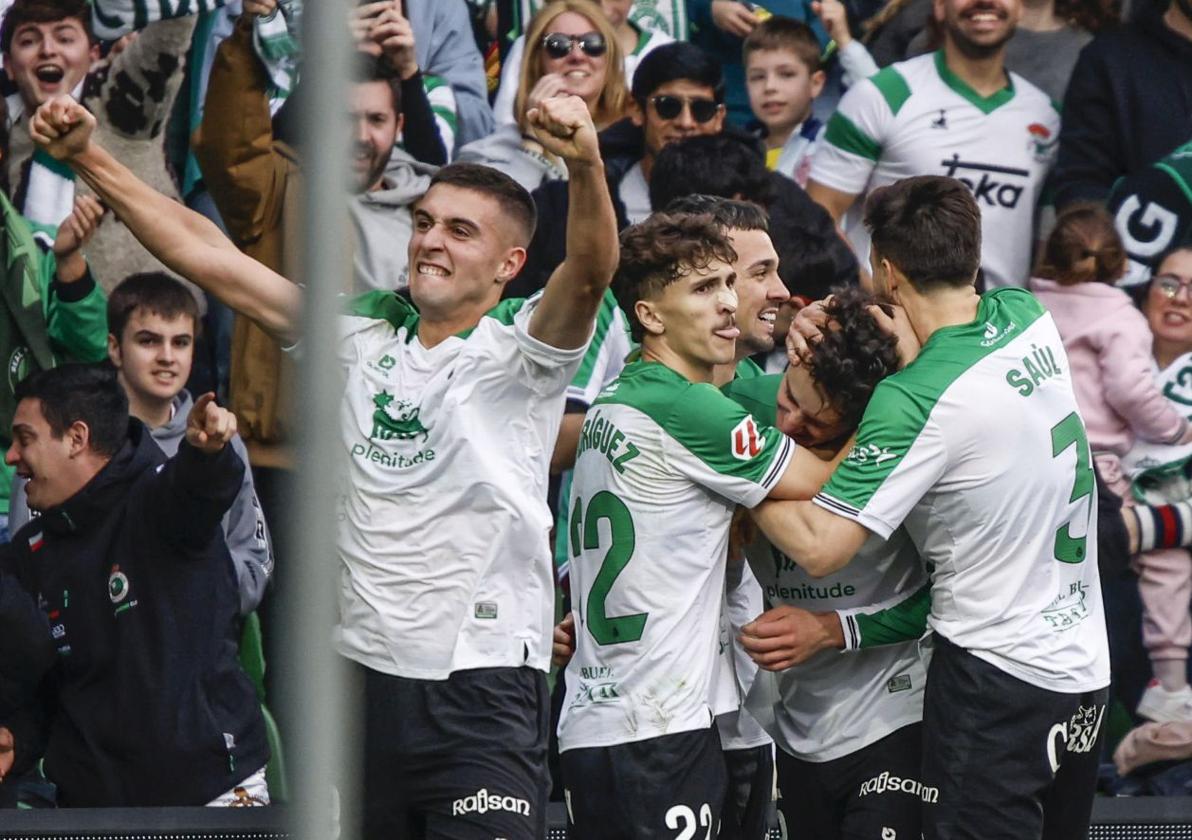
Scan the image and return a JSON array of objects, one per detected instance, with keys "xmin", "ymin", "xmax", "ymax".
[{"xmin": 206, "ymin": 766, "xmax": 270, "ymax": 807}]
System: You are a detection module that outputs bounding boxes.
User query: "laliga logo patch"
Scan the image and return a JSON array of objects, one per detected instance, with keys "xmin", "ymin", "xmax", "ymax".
[
  {"xmin": 731, "ymin": 416, "xmax": 763, "ymax": 461},
  {"xmin": 108, "ymin": 566, "xmax": 130, "ymax": 604},
  {"xmin": 1027, "ymin": 122, "xmax": 1057, "ymax": 163}
]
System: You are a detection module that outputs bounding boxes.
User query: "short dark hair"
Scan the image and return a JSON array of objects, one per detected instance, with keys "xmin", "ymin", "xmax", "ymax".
[
  {"xmin": 1, "ymin": 0, "xmax": 91, "ymax": 54},
  {"xmin": 664, "ymin": 194, "xmax": 769, "ymax": 233},
  {"xmin": 808, "ymin": 286, "xmax": 899, "ymax": 427},
  {"xmin": 14, "ymin": 364, "xmax": 128, "ymax": 457},
  {"xmin": 108, "ymin": 272, "xmax": 201, "ymax": 343},
  {"xmin": 352, "ymin": 52, "xmax": 402, "ymax": 115},
  {"xmin": 742, "ymin": 16, "xmax": 822, "ymax": 73},
  {"xmin": 649, "ymin": 133, "xmax": 774, "ymax": 211},
  {"xmin": 612, "ymin": 212, "xmax": 737, "ymax": 343},
  {"xmin": 773, "ymin": 221, "xmax": 859, "ymax": 298},
  {"xmin": 863, "ymin": 176, "xmax": 981, "ymax": 291},
  {"xmin": 631, "ymin": 41, "xmax": 724, "ymax": 104},
  {"xmin": 423, "ymin": 162, "xmax": 537, "ymax": 246}
]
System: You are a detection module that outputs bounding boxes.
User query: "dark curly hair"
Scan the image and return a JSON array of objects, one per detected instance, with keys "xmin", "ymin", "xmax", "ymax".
[
  {"xmin": 807, "ymin": 286, "xmax": 900, "ymax": 427},
  {"xmin": 612, "ymin": 212, "xmax": 737, "ymax": 343}
]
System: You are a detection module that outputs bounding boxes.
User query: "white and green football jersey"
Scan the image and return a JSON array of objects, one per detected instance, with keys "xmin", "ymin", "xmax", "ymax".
[
  {"xmin": 724, "ymin": 374, "xmax": 929, "ymax": 761},
  {"xmin": 1123, "ymin": 351, "xmax": 1192, "ymax": 501},
  {"xmin": 333, "ymin": 291, "xmax": 586, "ymax": 681},
  {"xmin": 815, "ymin": 288, "xmax": 1110, "ymax": 693},
  {"xmin": 810, "ymin": 51, "xmax": 1059, "ymax": 289},
  {"xmin": 557, "ymin": 361, "xmax": 795, "ymax": 751}
]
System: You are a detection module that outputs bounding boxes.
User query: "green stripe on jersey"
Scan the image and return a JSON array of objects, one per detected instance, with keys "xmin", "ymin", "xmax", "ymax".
[
  {"xmin": 595, "ymin": 361, "xmax": 786, "ymax": 480},
  {"xmin": 822, "ymin": 288, "xmax": 1046, "ymax": 510},
  {"xmin": 824, "ymin": 112, "xmax": 881, "ymax": 162},
  {"xmin": 870, "ymin": 66, "xmax": 912, "ymax": 116},
  {"xmin": 722, "ymin": 373, "xmax": 781, "ymax": 426},
  {"xmin": 347, "ymin": 290, "xmax": 419, "ymax": 337},
  {"xmin": 933, "ymin": 51, "xmax": 1015, "ymax": 115},
  {"xmin": 572, "ymin": 291, "xmax": 623, "ymax": 390}
]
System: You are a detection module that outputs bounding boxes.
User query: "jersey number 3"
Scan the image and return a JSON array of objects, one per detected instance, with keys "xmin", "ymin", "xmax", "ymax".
[
  {"xmin": 1050, "ymin": 412, "xmax": 1093, "ymax": 564},
  {"xmin": 571, "ymin": 491, "xmax": 647, "ymax": 645}
]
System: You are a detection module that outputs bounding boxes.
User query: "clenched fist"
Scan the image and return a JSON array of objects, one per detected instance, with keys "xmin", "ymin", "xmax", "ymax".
[
  {"xmin": 30, "ymin": 96, "xmax": 95, "ymax": 163},
  {"xmin": 525, "ymin": 95, "xmax": 601, "ymax": 168}
]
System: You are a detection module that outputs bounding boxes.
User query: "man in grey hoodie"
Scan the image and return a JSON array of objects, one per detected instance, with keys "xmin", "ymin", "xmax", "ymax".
[{"xmin": 9, "ymin": 273, "xmax": 274, "ymax": 616}]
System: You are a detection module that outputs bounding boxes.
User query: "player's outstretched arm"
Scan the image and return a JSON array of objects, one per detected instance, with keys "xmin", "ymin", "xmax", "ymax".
[
  {"xmin": 31, "ymin": 97, "xmax": 301, "ymax": 345},
  {"xmin": 526, "ymin": 96, "xmax": 618, "ymax": 350},
  {"xmin": 750, "ymin": 499, "xmax": 869, "ymax": 578},
  {"xmin": 806, "ymin": 180, "xmax": 859, "ymax": 227}
]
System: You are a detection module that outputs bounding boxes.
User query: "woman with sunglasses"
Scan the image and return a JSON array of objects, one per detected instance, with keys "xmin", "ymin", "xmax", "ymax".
[
  {"xmin": 459, "ymin": 0, "xmax": 630, "ymax": 192},
  {"xmin": 492, "ymin": 0, "xmax": 672, "ymax": 129}
]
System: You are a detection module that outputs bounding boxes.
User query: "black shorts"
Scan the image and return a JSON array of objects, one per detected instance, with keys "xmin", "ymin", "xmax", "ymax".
[
  {"xmin": 721, "ymin": 744, "xmax": 774, "ymax": 840},
  {"xmin": 775, "ymin": 723, "xmax": 923, "ymax": 840},
  {"xmin": 360, "ymin": 665, "xmax": 550, "ymax": 840},
  {"xmin": 922, "ymin": 636, "xmax": 1108, "ymax": 840},
  {"xmin": 562, "ymin": 726, "xmax": 727, "ymax": 840}
]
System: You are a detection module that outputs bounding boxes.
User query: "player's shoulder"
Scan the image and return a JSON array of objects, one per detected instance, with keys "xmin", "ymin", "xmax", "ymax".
[
  {"xmin": 1006, "ymin": 70, "xmax": 1061, "ymax": 123},
  {"xmin": 598, "ymin": 362, "xmax": 752, "ymax": 433},
  {"xmin": 721, "ymin": 373, "xmax": 781, "ymax": 427},
  {"xmin": 344, "ymin": 289, "xmax": 420, "ymax": 334}
]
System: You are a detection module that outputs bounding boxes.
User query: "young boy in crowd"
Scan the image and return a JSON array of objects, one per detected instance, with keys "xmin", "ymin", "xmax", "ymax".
[
  {"xmin": 743, "ymin": 17, "xmax": 826, "ymax": 186},
  {"xmin": 9, "ymin": 274, "xmax": 273, "ymax": 616}
]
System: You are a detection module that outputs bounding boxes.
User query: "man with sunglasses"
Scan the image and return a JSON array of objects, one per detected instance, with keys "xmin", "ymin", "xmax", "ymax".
[{"xmin": 512, "ymin": 42, "xmax": 728, "ymax": 298}]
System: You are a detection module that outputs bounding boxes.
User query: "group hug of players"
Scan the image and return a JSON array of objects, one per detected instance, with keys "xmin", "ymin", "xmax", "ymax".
[{"xmin": 25, "ymin": 87, "xmax": 1108, "ymax": 839}]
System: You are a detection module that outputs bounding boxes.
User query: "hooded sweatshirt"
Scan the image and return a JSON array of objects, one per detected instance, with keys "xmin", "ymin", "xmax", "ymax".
[
  {"xmin": 351, "ymin": 150, "xmax": 437, "ymax": 294},
  {"xmin": 9, "ymin": 392, "xmax": 274, "ymax": 617},
  {"xmin": 3, "ymin": 421, "xmax": 268, "ymax": 806},
  {"xmin": 1031, "ymin": 276, "xmax": 1187, "ymax": 456}
]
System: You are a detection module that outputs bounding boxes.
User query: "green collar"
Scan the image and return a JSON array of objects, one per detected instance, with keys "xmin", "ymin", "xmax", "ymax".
[
  {"xmin": 631, "ymin": 24, "xmax": 651, "ymax": 56},
  {"xmin": 933, "ymin": 50, "xmax": 1015, "ymax": 114}
]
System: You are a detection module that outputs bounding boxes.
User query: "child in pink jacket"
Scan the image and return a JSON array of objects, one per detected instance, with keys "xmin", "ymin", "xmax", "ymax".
[{"xmin": 1032, "ymin": 208, "xmax": 1192, "ymax": 724}]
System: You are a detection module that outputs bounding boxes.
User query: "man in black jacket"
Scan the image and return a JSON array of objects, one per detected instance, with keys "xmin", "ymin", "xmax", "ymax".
[
  {"xmin": 1054, "ymin": 0, "xmax": 1192, "ymax": 208},
  {"xmin": 0, "ymin": 364, "xmax": 269, "ymax": 807}
]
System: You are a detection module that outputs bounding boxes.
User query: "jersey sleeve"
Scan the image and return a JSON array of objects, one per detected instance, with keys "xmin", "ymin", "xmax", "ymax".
[
  {"xmin": 662, "ymin": 382, "xmax": 796, "ymax": 509},
  {"xmin": 508, "ymin": 295, "xmax": 591, "ymax": 394},
  {"xmin": 809, "ymin": 68, "xmax": 901, "ymax": 195},
  {"xmin": 566, "ymin": 293, "xmax": 632, "ymax": 407},
  {"xmin": 814, "ymin": 379, "xmax": 947, "ymax": 539},
  {"xmin": 837, "ymin": 581, "xmax": 931, "ymax": 651}
]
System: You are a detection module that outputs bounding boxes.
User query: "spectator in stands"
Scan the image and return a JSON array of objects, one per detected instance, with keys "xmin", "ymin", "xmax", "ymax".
[
  {"xmin": 903, "ymin": 0, "xmax": 1114, "ymax": 103},
  {"xmin": 513, "ymin": 41, "xmax": 726, "ymax": 296},
  {"xmin": 353, "ymin": 0, "xmax": 494, "ymax": 152},
  {"xmin": 1053, "ymin": 0, "xmax": 1192, "ymax": 207},
  {"xmin": 687, "ymin": 0, "xmax": 828, "ymax": 126},
  {"xmin": 0, "ymin": 364, "xmax": 269, "ymax": 806},
  {"xmin": 744, "ymin": 17, "xmax": 827, "ymax": 184},
  {"xmin": 493, "ymin": 0, "xmax": 672, "ymax": 126},
  {"xmin": 1, "ymin": 0, "xmax": 195, "ymax": 292},
  {"xmin": 459, "ymin": 0, "xmax": 629, "ymax": 191},
  {"xmin": 1121, "ymin": 245, "xmax": 1192, "ymax": 725},
  {"xmin": 807, "ymin": 0, "xmax": 1059, "ymax": 289},
  {"xmin": 1110, "ymin": 136, "xmax": 1192, "ymax": 285},
  {"xmin": 0, "ymin": 183, "xmax": 109, "ymax": 543},
  {"xmin": 648, "ymin": 133, "xmax": 858, "ymax": 307},
  {"xmin": 7, "ymin": 273, "xmax": 274, "ymax": 616}
]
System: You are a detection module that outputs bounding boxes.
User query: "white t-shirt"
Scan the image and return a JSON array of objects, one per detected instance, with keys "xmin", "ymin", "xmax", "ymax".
[
  {"xmin": 618, "ymin": 162, "xmax": 652, "ymax": 225},
  {"xmin": 815, "ymin": 288, "xmax": 1110, "ymax": 693},
  {"xmin": 333, "ymin": 291, "xmax": 586, "ymax": 680},
  {"xmin": 558, "ymin": 361, "xmax": 795, "ymax": 750},
  {"xmin": 810, "ymin": 51, "xmax": 1059, "ymax": 289}
]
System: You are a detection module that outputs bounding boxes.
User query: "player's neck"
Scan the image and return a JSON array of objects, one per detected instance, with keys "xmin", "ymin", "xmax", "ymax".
[
  {"xmin": 417, "ymin": 299, "xmax": 497, "ymax": 349},
  {"xmin": 712, "ymin": 360, "xmax": 738, "ymax": 387},
  {"xmin": 1019, "ymin": 0, "xmax": 1063, "ymax": 32},
  {"xmin": 641, "ymin": 342, "xmax": 716, "ymax": 384},
  {"xmin": 902, "ymin": 285, "xmax": 981, "ymax": 345},
  {"xmin": 941, "ymin": 40, "xmax": 1010, "ymax": 98},
  {"xmin": 615, "ymin": 20, "xmax": 639, "ymax": 55}
]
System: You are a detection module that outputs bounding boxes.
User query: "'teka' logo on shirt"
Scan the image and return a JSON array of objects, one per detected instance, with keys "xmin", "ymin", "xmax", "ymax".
[{"xmin": 731, "ymin": 416, "xmax": 763, "ymax": 461}]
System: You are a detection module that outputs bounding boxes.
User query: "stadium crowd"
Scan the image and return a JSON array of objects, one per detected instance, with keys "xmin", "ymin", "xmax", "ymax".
[{"xmin": 0, "ymin": 0, "xmax": 1188, "ymax": 837}]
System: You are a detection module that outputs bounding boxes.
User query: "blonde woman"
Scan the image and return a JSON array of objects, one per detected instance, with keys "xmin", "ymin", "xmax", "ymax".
[{"xmin": 459, "ymin": 0, "xmax": 630, "ymax": 191}]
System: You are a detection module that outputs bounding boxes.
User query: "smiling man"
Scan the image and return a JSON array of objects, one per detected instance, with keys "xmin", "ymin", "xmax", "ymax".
[
  {"xmin": 806, "ymin": 0, "xmax": 1058, "ymax": 289},
  {"xmin": 557, "ymin": 210, "xmax": 845, "ymax": 839},
  {"xmin": 30, "ymin": 91, "xmax": 618, "ymax": 838}
]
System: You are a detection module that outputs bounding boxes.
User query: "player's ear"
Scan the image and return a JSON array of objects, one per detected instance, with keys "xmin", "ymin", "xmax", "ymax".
[
  {"xmin": 495, "ymin": 247, "xmax": 527, "ymax": 285},
  {"xmin": 635, "ymin": 300, "xmax": 665, "ymax": 337}
]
